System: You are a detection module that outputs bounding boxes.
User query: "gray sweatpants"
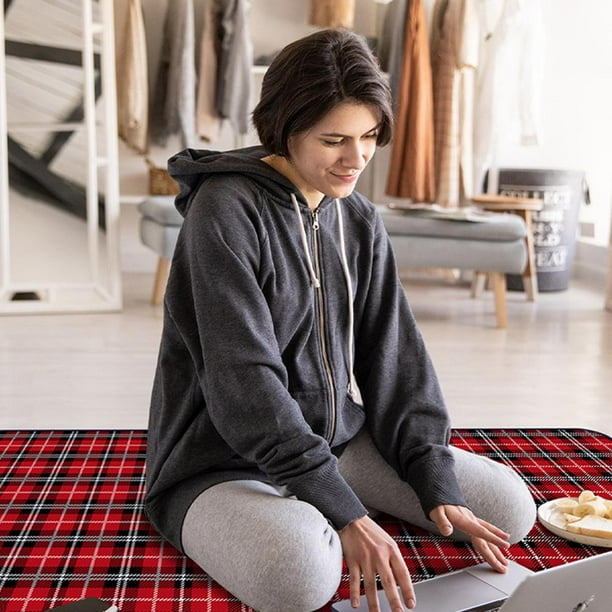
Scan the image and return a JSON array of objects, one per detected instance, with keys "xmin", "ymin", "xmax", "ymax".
[{"xmin": 181, "ymin": 429, "xmax": 536, "ymax": 612}]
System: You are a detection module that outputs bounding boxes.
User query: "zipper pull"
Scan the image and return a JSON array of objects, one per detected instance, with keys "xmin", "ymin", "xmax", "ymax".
[
  {"xmin": 312, "ymin": 211, "xmax": 320, "ymax": 231},
  {"xmin": 309, "ymin": 211, "xmax": 321, "ymax": 288}
]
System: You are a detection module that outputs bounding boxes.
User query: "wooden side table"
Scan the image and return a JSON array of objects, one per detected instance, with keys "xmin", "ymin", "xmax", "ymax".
[{"xmin": 471, "ymin": 194, "xmax": 544, "ymax": 301}]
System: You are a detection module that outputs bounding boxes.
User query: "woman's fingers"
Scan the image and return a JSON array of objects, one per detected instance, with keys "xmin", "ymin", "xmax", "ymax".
[
  {"xmin": 340, "ymin": 516, "xmax": 415, "ymax": 611},
  {"xmin": 428, "ymin": 505, "xmax": 454, "ymax": 536},
  {"xmin": 348, "ymin": 561, "xmax": 363, "ymax": 608},
  {"xmin": 471, "ymin": 517, "xmax": 511, "ymax": 549},
  {"xmin": 429, "ymin": 505, "xmax": 513, "ymax": 573},
  {"xmin": 362, "ymin": 570, "xmax": 383, "ymax": 612},
  {"xmin": 390, "ymin": 555, "xmax": 417, "ymax": 610},
  {"xmin": 432, "ymin": 505, "xmax": 511, "ymax": 549},
  {"xmin": 363, "ymin": 564, "xmax": 415, "ymax": 612},
  {"xmin": 350, "ymin": 551, "xmax": 415, "ymax": 611},
  {"xmin": 472, "ymin": 537, "xmax": 509, "ymax": 573}
]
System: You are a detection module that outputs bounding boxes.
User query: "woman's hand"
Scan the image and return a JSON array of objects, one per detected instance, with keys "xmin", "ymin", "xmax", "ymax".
[
  {"xmin": 429, "ymin": 505, "xmax": 511, "ymax": 573},
  {"xmin": 339, "ymin": 515, "xmax": 416, "ymax": 611}
]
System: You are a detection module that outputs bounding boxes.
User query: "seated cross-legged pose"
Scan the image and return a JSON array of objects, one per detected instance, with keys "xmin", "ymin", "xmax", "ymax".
[{"xmin": 144, "ymin": 28, "xmax": 536, "ymax": 612}]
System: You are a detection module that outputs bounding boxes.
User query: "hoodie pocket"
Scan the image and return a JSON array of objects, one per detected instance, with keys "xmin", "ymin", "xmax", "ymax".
[
  {"xmin": 292, "ymin": 388, "xmax": 333, "ymax": 439},
  {"xmin": 292, "ymin": 389, "xmax": 365, "ymax": 446},
  {"xmin": 332, "ymin": 394, "xmax": 366, "ymax": 447}
]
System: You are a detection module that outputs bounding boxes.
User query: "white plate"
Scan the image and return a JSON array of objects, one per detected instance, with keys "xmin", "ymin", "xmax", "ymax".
[{"xmin": 538, "ymin": 499, "xmax": 612, "ymax": 548}]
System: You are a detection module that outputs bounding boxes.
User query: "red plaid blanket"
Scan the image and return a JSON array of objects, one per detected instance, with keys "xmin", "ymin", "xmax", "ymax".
[{"xmin": 1, "ymin": 429, "xmax": 610, "ymax": 612}]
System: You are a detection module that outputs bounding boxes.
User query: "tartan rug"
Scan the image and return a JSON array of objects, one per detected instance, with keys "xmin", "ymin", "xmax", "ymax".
[{"xmin": 0, "ymin": 429, "xmax": 611, "ymax": 612}]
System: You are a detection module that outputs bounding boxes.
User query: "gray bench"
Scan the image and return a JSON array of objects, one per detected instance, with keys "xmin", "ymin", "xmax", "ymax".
[
  {"xmin": 138, "ymin": 196, "xmax": 184, "ymax": 306},
  {"xmin": 380, "ymin": 206, "xmax": 528, "ymax": 328},
  {"xmin": 138, "ymin": 197, "xmax": 528, "ymax": 327}
]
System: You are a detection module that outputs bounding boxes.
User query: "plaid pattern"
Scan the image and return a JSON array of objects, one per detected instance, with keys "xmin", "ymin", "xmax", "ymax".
[{"xmin": 0, "ymin": 428, "xmax": 610, "ymax": 612}]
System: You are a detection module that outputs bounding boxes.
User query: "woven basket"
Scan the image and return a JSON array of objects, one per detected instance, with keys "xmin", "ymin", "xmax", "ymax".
[{"xmin": 145, "ymin": 157, "xmax": 179, "ymax": 195}]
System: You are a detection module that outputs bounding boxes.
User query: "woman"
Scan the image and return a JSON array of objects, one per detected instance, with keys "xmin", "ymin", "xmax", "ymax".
[{"xmin": 145, "ymin": 29, "xmax": 536, "ymax": 612}]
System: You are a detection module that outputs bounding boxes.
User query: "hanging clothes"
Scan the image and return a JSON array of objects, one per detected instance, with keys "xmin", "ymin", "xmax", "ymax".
[
  {"xmin": 430, "ymin": 0, "xmax": 479, "ymax": 207},
  {"xmin": 215, "ymin": 0, "xmax": 253, "ymax": 137},
  {"xmin": 377, "ymin": 0, "xmax": 408, "ymax": 109},
  {"xmin": 473, "ymin": 0, "xmax": 544, "ymax": 193},
  {"xmin": 385, "ymin": 0, "xmax": 436, "ymax": 203},
  {"xmin": 150, "ymin": 0, "xmax": 197, "ymax": 149},
  {"xmin": 196, "ymin": 0, "xmax": 222, "ymax": 141},
  {"xmin": 308, "ymin": 0, "xmax": 356, "ymax": 28},
  {"xmin": 115, "ymin": 0, "xmax": 149, "ymax": 153}
]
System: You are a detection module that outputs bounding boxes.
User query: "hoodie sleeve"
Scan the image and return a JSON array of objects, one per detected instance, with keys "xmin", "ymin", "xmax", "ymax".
[
  {"xmin": 353, "ymin": 210, "xmax": 467, "ymax": 516},
  {"xmin": 164, "ymin": 186, "xmax": 367, "ymax": 530}
]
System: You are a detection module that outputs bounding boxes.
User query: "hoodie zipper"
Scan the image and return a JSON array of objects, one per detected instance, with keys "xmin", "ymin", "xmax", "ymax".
[{"xmin": 311, "ymin": 210, "xmax": 337, "ymax": 444}]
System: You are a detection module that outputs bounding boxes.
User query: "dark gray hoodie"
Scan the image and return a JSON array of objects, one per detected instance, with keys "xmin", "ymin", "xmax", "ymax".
[{"xmin": 144, "ymin": 146, "xmax": 466, "ymax": 552}]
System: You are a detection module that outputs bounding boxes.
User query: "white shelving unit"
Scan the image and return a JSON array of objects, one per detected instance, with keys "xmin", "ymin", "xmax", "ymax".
[{"xmin": 0, "ymin": 0, "xmax": 121, "ymax": 314}]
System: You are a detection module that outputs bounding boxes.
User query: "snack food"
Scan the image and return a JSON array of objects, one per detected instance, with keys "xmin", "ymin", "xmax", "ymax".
[
  {"xmin": 552, "ymin": 490, "xmax": 612, "ymax": 540},
  {"xmin": 565, "ymin": 515, "xmax": 612, "ymax": 539}
]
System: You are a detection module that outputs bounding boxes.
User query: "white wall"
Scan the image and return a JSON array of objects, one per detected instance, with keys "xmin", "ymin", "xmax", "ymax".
[{"xmin": 499, "ymin": 0, "xmax": 612, "ymax": 250}]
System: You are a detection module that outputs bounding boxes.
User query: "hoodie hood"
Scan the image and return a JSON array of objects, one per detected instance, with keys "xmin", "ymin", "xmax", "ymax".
[
  {"xmin": 170, "ymin": 145, "xmax": 361, "ymax": 402},
  {"xmin": 168, "ymin": 145, "xmax": 307, "ymax": 218}
]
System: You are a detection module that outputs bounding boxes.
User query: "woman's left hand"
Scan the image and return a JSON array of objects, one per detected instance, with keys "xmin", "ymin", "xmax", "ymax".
[{"xmin": 429, "ymin": 505, "xmax": 511, "ymax": 573}]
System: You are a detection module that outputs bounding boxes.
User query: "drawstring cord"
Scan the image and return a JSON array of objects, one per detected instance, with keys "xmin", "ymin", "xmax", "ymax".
[
  {"xmin": 291, "ymin": 193, "xmax": 320, "ymax": 288},
  {"xmin": 334, "ymin": 199, "xmax": 360, "ymax": 401},
  {"xmin": 290, "ymin": 192, "xmax": 361, "ymax": 403}
]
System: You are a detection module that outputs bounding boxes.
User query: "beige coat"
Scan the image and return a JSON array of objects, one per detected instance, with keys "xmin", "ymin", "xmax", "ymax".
[
  {"xmin": 386, "ymin": 0, "xmax": 436, "ymax": 203},
  {"xmin": 430, "ymin": 0, "xmax": 479, "ymax": 207},
  {"xmin": 115, "ymin": 0, "xmax": 149, "ymax": 153}
]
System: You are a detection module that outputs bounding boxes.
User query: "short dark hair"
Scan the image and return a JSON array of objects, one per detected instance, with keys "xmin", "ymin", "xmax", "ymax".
[{"xmin": 252, "ymin": 29, "xmax": 394, "ymax": 156}]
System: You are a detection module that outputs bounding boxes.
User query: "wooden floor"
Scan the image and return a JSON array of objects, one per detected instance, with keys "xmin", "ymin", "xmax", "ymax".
[{"xmin": 1, "ymin": 272, "xmax": 611, "ymax": 436}]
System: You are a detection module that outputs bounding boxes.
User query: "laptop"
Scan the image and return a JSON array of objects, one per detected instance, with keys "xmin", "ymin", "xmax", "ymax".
[{"xmin": 331, "ymin": 551, "xmax": 612, "ymax": 612}]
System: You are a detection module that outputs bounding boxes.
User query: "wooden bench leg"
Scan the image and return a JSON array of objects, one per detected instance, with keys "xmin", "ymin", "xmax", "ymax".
[
  {"xmin": 152, "ymin": 257, "xmax": 171, "ymax": 306},
  {"xmin": 471, "ymin": 271, "xmax": 487, "ymax": 298},
  {"xmin": 518, "ymin": 209, "xmax": 538, "ymax": 302},
  {"xmin": 489, "ymin": 271, "xmax": 507, "ymax": 328}
]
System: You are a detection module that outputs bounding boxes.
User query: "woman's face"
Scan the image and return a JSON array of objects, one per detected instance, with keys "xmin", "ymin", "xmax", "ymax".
[{"xmin": 286, "ymin": 102, "xmax": 381, "ymax": 207}]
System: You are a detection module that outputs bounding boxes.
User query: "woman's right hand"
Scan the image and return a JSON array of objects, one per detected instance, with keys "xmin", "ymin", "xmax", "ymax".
[{"xmin": 339, "ymin": 515, "xmax": 416, "ymax": 611}]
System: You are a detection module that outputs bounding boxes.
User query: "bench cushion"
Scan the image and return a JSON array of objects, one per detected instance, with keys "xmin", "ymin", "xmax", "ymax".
[
  {"xmin": 138, "ymin": 196, "xmax": 183, "ymax": 227},
  {"xmin": 378, "ymin": 206, "xmax": 528, "ymax": 273},
  {"xmin": 388, "ymin": 235, "xmax": 527, "ymax": 273},
  {"xmin": 379, "ymin": 206, "xmax": 527, "ymax": 241},
  {"xmin": 139, "ymin": 217, "xmax": 182, "ymax": 260}
]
